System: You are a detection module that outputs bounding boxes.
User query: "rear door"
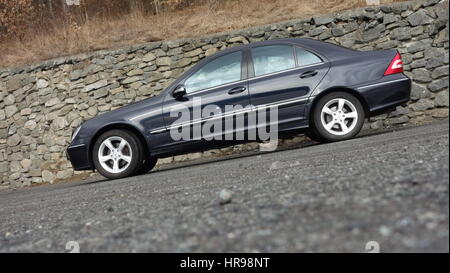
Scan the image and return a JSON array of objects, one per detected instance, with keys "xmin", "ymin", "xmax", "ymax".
[{"xmin": 248, "ymin": 44, "xmax": 330, "ymax": 129}]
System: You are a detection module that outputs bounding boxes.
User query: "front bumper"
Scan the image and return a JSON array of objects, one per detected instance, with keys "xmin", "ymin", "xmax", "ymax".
[{"xmin": 66, "ymin": 143, "xmax": 92, "ymax": 171}]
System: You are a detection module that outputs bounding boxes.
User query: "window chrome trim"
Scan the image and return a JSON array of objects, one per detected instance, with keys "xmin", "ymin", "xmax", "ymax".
[
  {"xmin": 177, "ymin": 60, "xmax": 325, "ymax": 96},
  {"xmin": 183, "ymin": 78, "xmax": 248, "ymax": 96}
]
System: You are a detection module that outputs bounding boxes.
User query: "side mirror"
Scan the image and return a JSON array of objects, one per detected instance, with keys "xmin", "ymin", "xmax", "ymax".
[{"xmin": 172, "ymin": 85, "xmax": 186, "ymax": 99}]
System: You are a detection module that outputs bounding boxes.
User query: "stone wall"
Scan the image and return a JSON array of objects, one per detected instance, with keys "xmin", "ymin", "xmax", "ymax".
[{"xmin": 0, "ymin": 0, "xmax": 448, "ymax": 189}]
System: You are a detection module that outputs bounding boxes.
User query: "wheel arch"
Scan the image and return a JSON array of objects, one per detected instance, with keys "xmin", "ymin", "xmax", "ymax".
[
  {"xmin": 88, "ymin": 122, "xmax": 150, "ymax": 170},
  {"xmin": 308, "ymin": 87, "xmax": 370, "ymax": 122}
]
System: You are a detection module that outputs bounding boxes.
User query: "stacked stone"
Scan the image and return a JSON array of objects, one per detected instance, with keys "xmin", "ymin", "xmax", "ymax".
[{"xmin": 0, "ymin": 0, "xmax": 448, "ymax": 189}]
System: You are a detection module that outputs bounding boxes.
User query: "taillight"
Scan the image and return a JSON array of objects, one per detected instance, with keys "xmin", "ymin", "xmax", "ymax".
[{"xmin": 384, "ymin": 52, "xmax": 404, "ymax": 75}]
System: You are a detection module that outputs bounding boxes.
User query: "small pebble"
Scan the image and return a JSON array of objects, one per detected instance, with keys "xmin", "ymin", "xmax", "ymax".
[
  {"xmin": 219, "ymin": 189, "xmax": 233, "ymax": 205},
  {"xmin": 379, "ymin": 226, "xmax": 391, "ymax": 237},
  {"xmin": 269, "ymin": 161, "xmax": 282, "ymax": 170}
]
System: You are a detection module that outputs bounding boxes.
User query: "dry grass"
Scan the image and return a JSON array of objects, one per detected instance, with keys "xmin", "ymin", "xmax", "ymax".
[{"xmin": 0, "ymin": 0, "xmax": 407, "ymax": 69}]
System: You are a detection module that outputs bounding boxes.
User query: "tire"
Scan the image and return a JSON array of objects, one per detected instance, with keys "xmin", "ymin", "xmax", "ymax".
[
  {"xmin": 310, "ymin": 92, "xmax": 365, "ymax": 142},
  {"xmin": 93, "ymin": 129, "xmax": 144, "ymax": 179},
  {"xmin": 137, "ymin": 156, "xmax": 157, "ymax": 175}
]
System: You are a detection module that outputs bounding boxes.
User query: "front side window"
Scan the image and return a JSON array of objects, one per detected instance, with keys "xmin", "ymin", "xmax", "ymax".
[
  {"xmin": 185, "ymin": 51, "xmax": 242, "ymax": 93},
  {"xmin": 251, "ymin": 45, "xmax": 295, "ymax": 77},
  {"xmin": 296, "ymin": 47, "xmax": 322, "ymax": 66}
]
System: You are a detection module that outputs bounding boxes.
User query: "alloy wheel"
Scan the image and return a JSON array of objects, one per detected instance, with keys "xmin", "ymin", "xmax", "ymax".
[
  {"xmin": 97, "ymin": 136, "xmax": 133, "ymax": 174},
  {"xmin": 320, "ymin": 98, "xmax": 358, "ymax": 136}
]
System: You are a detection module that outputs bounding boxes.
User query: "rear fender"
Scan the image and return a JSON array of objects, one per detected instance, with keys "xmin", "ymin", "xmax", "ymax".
[{"xmin": 311, "ymin": 49, "xmax": 398, "ymax": 97}]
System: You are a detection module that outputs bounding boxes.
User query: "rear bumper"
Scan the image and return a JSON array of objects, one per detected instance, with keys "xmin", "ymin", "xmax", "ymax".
[
  {"xmin": 355, "ymin": 74, "xmax": 411, "ymax": 116},
  {"xmin": 66, "ymin": 143, "xmax": 92, "ymax": 171}
]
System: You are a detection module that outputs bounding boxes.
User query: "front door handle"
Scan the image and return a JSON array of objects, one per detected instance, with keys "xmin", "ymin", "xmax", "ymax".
[
  {"xmin": 228, "ymin": 86, "xmax": 246, "ymax": 95},
  {"xmin": 300, "ymin": 71, "xmax": 318, "ymax": 78}
]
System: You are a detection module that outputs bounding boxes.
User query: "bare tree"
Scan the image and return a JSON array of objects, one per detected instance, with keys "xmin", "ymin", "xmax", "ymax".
[
  {"xmin": 129, "ymin": 0, "xmax": 138, "ymax": 12},
  {"xmin": 61, "ymin": 0, "xmax": 68, "ymax": 18},
  {"xmin": 153, "ymin": 0, "xmax": 161, "ymax": 14},
  {"xmin": 46, "ymin": 0, "xmax": 54, "ymax": 18}
]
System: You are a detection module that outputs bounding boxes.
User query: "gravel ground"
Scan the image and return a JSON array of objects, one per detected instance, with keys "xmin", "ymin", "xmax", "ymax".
[{"xmin": 0, "ymin": 121, "xmax": 448, "ymax": 253}]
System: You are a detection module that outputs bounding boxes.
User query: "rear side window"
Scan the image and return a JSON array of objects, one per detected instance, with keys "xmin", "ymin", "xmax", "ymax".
[
  {"xmin": 185, "ymin": 51, "xmax": 242, "ymax": 93},
  {"xmin": 251, "ymin": 45, "xmax": 295, "ymax": 77},
  {"xmin": 295, "ymin": 47, "xmax": 322, "ymax": 66}
]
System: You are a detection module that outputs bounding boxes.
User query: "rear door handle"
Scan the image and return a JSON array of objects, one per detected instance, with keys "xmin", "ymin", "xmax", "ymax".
[
  {"xmin": 300, "ymin": 71, "xmax": 318, "ymax": 78},
  {"xmin": 228, "ymin": 86, "xmax": 246, "ymax": 95}
]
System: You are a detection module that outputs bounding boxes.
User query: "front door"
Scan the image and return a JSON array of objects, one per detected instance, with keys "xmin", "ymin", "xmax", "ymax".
[{"xmin": 160, "ymin": 49, "xmax": 251, "ymax": 151}]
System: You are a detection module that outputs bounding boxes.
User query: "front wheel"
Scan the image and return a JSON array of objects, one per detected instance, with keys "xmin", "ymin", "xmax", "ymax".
[
  {"xmin": 137, "ymin": 156, "xmax": 157, "ymax": 175},
  {"xmin": 309, "ymin": 92, "xmax": 365, "ymax": 142},
  {"xmin": 93, "ymin": 129, "xmax": 144, "ymax": 179}
]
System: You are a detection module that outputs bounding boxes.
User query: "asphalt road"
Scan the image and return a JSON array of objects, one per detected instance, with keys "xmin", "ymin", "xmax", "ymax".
[{"xmin": 0, "ymin": 121, "xmax": 448, "ymax": 253}]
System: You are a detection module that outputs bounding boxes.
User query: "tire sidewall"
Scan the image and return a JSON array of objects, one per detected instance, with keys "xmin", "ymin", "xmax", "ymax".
[
  {"xmin": 137, "ymin": 156, "xmax": 157, "ymax": 175},
  {"xmin": 93, "ymin": 129, "xmax": 143, "ymax": 179},
  {"xmin": 312, "ymin": 92, "xmax": 365, "ymax": 142}
]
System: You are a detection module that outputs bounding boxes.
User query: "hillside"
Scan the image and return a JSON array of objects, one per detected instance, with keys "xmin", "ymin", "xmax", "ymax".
[{"xmin": 0, "ymin": 0, "xmax": 407, "ymax": 68}]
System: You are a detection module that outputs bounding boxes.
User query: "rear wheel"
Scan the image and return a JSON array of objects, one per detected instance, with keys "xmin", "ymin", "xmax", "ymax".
[
  {"xmin": 309, "ymin": 92, "xmax": 365, "ymax": 142},
  {"xmin": 93, "ymin": 129, "xmax": 143, "ymax": 179}
]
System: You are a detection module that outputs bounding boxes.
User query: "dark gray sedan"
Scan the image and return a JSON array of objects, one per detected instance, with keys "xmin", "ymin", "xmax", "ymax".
[{"xmin": 67, "ymin": 38, "xmax": 411, "ymax": 179}]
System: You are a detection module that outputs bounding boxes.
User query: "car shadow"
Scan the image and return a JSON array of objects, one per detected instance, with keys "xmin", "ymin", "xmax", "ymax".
[
  {"xmin": 75, "ymin": 138, "xmax": 320, "ymax": 187},
  {"xmin": 135, "ymin": 122, "xmax": 419, "ymax": 176}
]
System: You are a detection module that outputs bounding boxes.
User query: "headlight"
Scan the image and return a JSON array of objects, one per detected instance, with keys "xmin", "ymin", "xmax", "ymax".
[{"xmin": 71, "ymin": 126, "xmax": 81, "ymax": 141}]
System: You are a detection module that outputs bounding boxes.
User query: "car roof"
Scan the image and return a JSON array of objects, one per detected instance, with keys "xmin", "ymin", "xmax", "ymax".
[
  {"xmin": 247, "ymin": 38, "xmax": 320, "ymax": 47},
  {"xmin": 213, "ymin": 38, "xmax": 314, "ymax": 52},
  {"xmin": 206, "ymin": 38, "xmax": 355, "ymax": 60},
  {"xmin": 163, "ymin": 38, "xmax": 355, "ymax": 95}
]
